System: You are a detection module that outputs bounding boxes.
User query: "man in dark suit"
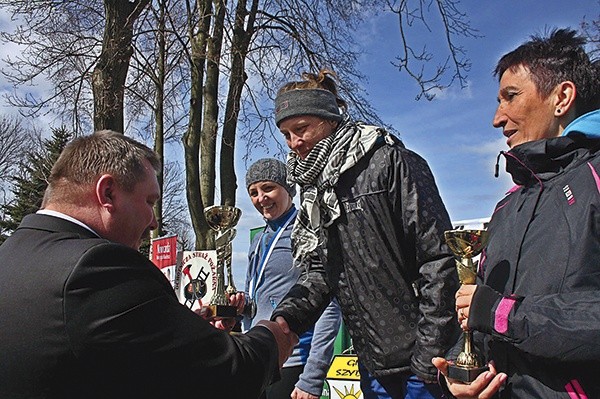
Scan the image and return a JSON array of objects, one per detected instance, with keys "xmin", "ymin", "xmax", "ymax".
[{"xmin": 0, "ymin": 130, "xmax": 297, "ymax": 399}]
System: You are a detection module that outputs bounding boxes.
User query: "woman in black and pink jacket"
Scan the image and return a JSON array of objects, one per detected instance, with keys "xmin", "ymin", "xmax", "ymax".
[{"xmin": 434, "ymin": 28, "xmax": 600, "ymax": 399}]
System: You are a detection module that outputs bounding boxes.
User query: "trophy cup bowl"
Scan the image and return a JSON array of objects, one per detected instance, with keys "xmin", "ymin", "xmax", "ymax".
[
  {"xmin": 445, "ymin": 230, "xmax": 488, "ymax": 267},
  {"xmin": 205, "ymin": 205, "xmax": 242, "ymax": 232},
  {"xmin": 444, "ymin": 229, "xmax": 489, "ymax": 383},
  {"xmin": 203, "ymin": 205, "xmax": 242, "ymax": 318}
]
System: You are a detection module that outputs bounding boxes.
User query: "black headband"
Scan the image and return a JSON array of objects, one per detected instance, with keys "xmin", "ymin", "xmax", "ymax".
[{"xmin": 275, "ymin": 89, "xmax": 342, "ymax": 127}]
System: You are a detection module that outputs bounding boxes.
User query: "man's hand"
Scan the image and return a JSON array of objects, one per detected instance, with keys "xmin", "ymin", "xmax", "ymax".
[
  {"xmin": 212, "ymin": 317, "xmax": 237, "ymax": 331},
  {"xmin": 256, "ymin": 318, "xmax": 298, "ymax": 368},
  {"xmin": 194, "ymin": 306, "xmax": 238, "ymax": 331},
  {"xmin": 274, "ymin": 315, "xmax": 291, "ymax": 334},
  {"xmin": 432, "ymin": 357, "xmax": 507, "ymax": 399},
  {"xmin": 193, "ymin": 292, "xmax": 246, "ymax": 333}
]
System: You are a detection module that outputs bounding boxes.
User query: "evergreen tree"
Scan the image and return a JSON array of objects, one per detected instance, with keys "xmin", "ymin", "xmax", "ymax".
[{"xmin": 0, "ymin": 127, "xmax": 72, "ymax": 243}]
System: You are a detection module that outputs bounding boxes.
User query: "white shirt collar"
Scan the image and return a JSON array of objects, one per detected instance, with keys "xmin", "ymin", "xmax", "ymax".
[{"xmin": 36, "ymin": 209, "xmax": 101, "ymax": 238}]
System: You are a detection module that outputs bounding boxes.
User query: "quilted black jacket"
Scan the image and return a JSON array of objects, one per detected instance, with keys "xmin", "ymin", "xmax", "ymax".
[{"xmin": 273, "ymin": 135, "xmax": 460, "ymax": 381}]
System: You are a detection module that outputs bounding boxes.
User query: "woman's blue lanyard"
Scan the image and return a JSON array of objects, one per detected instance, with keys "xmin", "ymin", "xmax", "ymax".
[{"xmin": 248, "ymin": 208, "xmax": 297, "ymax": 300}]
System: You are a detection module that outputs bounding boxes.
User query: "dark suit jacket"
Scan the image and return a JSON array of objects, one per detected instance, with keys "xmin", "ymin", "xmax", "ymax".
[{"xmin": 0, "ymin": 214, "xmax": 278, "ymax": 399}]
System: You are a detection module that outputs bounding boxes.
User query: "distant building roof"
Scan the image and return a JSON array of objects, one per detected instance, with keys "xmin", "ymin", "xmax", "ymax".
[{"xmin": 451, "ymin": 218, "xmax": 490, "ymax": 230}]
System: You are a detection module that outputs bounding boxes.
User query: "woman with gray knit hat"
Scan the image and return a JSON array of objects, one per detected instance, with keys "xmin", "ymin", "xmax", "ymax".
[
  {"xmin": 242, "ymin": 158, "xmax": 341, "ymax": 399},
  {"xmin": 270, "ymin": 69, "xmax": 460, "ymax": 399}
]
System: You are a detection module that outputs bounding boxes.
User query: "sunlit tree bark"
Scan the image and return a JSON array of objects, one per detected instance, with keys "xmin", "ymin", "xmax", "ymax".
[{"xmin": 92, "ymin": 0, "xmax": 151, "ymax": 132}]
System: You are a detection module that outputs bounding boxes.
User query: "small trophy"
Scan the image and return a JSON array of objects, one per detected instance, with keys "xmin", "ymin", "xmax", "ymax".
[
  {"xmin": 444, "ymin": 229, "xmax": 489, "ymax": 383},
  {"xmin": 204, "ymin": 205, "xmax": 242, "ymax": 318}
]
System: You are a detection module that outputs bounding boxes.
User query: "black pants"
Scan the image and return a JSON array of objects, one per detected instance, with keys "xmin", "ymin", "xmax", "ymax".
[{"xmin": 260, "ymin": 365, "xmax": 305, "ymax": 399}]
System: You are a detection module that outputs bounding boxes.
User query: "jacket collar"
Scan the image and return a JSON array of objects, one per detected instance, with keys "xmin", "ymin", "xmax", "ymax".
[
  {"xmin": 503, "ymin": 135, "xmax": 600, "ymax": 186},
  {"xmin": 562, "ymin": 109, "xmax": 600, "ymax": 138},
  {"xmin": 265, "ymin": 205, "xmax": 297, "ymax": 231},
  {"xmin": 18, "ymin": 213, "xmax": 101, "ymax": 240}
]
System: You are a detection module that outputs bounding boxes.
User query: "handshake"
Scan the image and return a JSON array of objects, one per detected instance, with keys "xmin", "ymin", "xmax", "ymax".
[
  {"xmin": 197, "ymin": 292, "xmax": 298, "ymax": 368},
  {"xmin": 257, "ymin": 317, "xmax": 299, "ymax": 368}
]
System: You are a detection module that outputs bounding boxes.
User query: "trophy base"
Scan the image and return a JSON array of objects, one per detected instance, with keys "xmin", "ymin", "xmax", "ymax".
[
  {"xmin": 448, "ymin": 363, "xmax": 489, "ymax": 383},
  {"xmin": 207, "ymin": 304, "xmax": 237, "ymax": 318}
]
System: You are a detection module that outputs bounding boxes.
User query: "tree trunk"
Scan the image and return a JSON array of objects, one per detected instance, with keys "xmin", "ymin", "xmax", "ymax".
[
  {"xmin": 183, "ymin": 0, "xmax": 212, "ymax": 250},
  {"xmin": 220, "ymin": 0, "xmax": 257, "ymax": 206},
  {"xmin": 151, "ymin": 0, "xmax": 167, "ymax": 239},
  {"xmin": 200, "ymin": 0, "xmax": 225, "ymax": 210},
  {"xmin": 92, "ymin": 0, "xmax": 150, "ymax": 133}
]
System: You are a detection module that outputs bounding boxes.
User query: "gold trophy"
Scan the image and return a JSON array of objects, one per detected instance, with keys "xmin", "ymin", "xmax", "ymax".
[
  {"xmin": 444, "ymin": 229, "xmax": 489, "ymax": 383},
  {"xmin": 204, "ymin": 205, "xmax": 242, "ymax": 318}
]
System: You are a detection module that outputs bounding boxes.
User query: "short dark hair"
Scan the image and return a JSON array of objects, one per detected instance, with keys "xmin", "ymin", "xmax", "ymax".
[
  {"xmin": 47, "ymin": 130, "xmax": 160, "ymax": 201},
  {"xmin": 495, "ymin": 28, "xmax": 600, "ymax": 117}
]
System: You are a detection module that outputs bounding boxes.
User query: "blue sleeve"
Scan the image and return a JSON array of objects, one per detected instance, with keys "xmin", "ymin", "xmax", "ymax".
[{"xmin": 295, "ymin": 298, "xmax": 342, "ymax": 396}]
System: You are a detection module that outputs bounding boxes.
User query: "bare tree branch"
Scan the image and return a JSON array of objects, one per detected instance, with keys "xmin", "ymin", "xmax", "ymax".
[
  {"xmin": 0, "ymin": 0, "xmax": 481, "ymax": 247},
  {"xmin": 388, "ymin": 0, "xmax": 480, "ymax": 100}
]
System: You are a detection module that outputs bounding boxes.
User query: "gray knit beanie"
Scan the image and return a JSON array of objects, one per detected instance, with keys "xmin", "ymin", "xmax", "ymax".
[
  {"xmin": 275, "ymin": 89, "xmax": 342, "ymax": 127},
  {"xmin": 245, "ymin": 158, "xmax": 296, "ymax": 198}
]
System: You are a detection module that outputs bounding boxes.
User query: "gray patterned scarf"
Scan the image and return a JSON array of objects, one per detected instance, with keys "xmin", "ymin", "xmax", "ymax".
[{"xmin": 286, "ymin": 115, "xmax": 388, "ymax": 267}]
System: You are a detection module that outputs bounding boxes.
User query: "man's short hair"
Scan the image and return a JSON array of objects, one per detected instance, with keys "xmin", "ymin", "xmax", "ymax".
[
  {"xmin": 47, "ymin": 130, "xmax": 160, "ymax": 201},
  {"xmin": 494, "ymin": 28, "xmax": 600, "ymax": 117}
]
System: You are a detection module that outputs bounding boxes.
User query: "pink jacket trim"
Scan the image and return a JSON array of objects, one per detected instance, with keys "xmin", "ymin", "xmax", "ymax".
[
  {"xmin": 506, "ymin": 184, "xmax": 521, "ymax": 194},
  {"xmin": 587, "ymin": 162, "xmax": 600, "ymax": 195},
  {"xmin": 494, "ymin": 297, "xmax": 516, "ymax": 334},
  {"xmin": 566, "ymin": 379, "xmax": 588, "ymax": 399}
]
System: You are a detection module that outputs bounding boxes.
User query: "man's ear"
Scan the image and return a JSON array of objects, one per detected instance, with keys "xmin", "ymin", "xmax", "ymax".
[{"xmin": 96, "ymin": 174, "xmax": 117, "ymax": 211}]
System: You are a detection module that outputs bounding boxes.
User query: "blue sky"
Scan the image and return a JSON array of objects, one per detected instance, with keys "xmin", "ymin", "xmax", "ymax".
[{"xmin": 0, "ymin": 2, "xmax": 598, "ymax": 287}]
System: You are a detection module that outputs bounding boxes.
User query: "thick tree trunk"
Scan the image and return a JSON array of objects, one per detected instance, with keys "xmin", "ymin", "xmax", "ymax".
[
  {"xmin": 92, "ymin": 0, "xmax": 150, "ymax": 132},
  {"xmin": 183, "ymin": 0, "xmax": 212, "ymax": 250},
  {"xmin": 220, "ymin": 0, "xmax": 257, "ymax": 206},
  {"xmin": 200, "ymin": 0, "xmax": 225, "ymax": 210}
]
